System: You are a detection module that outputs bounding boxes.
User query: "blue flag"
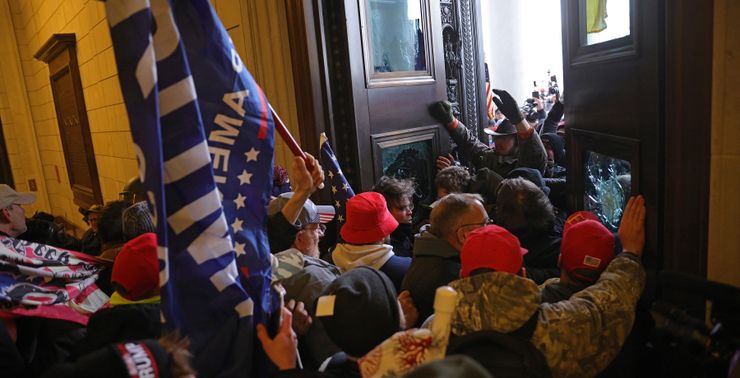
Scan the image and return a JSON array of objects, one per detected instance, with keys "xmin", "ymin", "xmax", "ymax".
[
  {"xmin": 106, "ymin": 0, "xmax": 273, "ymax": 376},
  {"xmin": 319, "ymin": 133, "xmax": 355, "ymax": 223}
]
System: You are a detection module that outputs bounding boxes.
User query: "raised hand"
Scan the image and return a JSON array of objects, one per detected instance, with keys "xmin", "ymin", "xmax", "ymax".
[
  {"xmin": 256, "ymin": 306, "xmax": 298, "ymax": 371},
  {"xmin": 290, "ymin": 153, "xmax": 324, "ymax": 195},
  {"xmin": 618, "ymin": 195, "xmax": 646, "ymax": 257},
  {"xmin": 492, "ymin": 89, "xmax": 523, "ymax": 125}
]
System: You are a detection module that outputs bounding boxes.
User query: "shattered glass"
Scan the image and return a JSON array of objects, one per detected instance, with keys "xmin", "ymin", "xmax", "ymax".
[{"xmin": 584, "ymin": 151, "xmax": 631, "ymax": 232}]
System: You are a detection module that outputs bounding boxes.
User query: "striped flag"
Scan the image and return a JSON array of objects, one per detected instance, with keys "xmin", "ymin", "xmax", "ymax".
[
  {"xmin": 319, "ymin": 133, "xmax": 355, "ymax": 224},
  {"xmin": 485, "ymin": 63, "xmax": 495, "ymax": 120},
  {"xmin": 106, "ymin": 0, "xmax": 274, "ymax": 375},
  {"xmin": 0, "ymin": 236, "xmax": 108, "ymax": 325}
]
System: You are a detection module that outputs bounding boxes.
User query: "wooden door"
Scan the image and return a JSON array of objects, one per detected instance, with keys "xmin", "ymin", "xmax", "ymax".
[
  {"xmin": 561, "ymin": 0, "xmax": 713, "ymax": 277},
  {"xmin": 35, "ymin": 34, "xmax": 103, "ymax": 208},
  {"xmin": 321, "ymin": 0, "xmax": 448, "ymax": 206}
]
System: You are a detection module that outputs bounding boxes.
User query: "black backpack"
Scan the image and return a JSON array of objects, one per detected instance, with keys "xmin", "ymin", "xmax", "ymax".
[{"xmin": 447, "ymin": 310, "xmax": 551, "ymax": 378}]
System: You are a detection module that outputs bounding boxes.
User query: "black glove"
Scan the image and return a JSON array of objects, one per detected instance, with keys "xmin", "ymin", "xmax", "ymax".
[
  {"xmin": 492, "ymin": 89, "xmax": 523, "ymax": 125},
  {"xmin": 545, "ymin": 100, "xmax": 564, "ymax": 124},
  {"xmin": 428, "ymin": 101, "xmax": 455, "ymax": 125}
]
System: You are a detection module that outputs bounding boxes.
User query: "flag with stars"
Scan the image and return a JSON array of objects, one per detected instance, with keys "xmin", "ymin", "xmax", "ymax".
[
  {"xmin": 106, "ymin": 0, "xmax": 273, "ymax": 376},
  {"xmin": 319, "ymin": 133, "xmax": 355, "ymax": 224}
]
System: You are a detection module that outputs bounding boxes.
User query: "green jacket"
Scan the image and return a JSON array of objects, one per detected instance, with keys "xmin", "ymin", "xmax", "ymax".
[
  {"xmin": 449, "ymin": 254, "xmax": 645, "ymax": 377},
  {"xmin": 449, "ymin": 120, "xmax": 548, "ymax": 176}
]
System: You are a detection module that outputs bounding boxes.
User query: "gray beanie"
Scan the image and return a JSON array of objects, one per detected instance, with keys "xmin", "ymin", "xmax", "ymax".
[{"xmin": 122, "ymin": 201, "xmax": 156, "ymax": 241}]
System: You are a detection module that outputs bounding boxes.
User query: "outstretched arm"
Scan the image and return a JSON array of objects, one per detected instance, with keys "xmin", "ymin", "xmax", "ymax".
[{"xmin": 428, "ymin": 101, "xmax": 491, "ymax": 165}]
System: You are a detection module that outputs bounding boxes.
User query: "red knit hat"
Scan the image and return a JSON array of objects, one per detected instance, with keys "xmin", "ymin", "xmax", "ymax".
[
  {"xmin": 112, "ymin": 232, "xmax": 159, "ymax": 300},
  {"xmin": 460, "ymin": 225, "xmax": 527, "ymax": 278},
  {"xmin": 340, "ymin": 192, "xmax": 399, "ymax": 244},
  {"xmin": 560, "ymin": 220, "xmax": 615, "ymax": 283}
]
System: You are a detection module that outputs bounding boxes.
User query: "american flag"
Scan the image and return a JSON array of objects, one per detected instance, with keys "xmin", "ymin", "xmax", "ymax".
[
  {"xmin": 485, "ymin": 63, "xmax": 495, "ymax": 120},
  {"xmin": 106, "ymin": 0, "xmax": 273, "ymax": 376},
  {"xmin": 319, "ymin": 133, "xmax": 355, "ymax": 224}
]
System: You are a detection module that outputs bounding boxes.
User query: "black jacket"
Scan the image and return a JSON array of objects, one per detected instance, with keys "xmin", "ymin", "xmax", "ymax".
[
  {"xmin": 401, "ymin": 227, "xmax": 460, "ymax": 326},
  {"xmin": 389, "ymin": 224, "xmax": 414, "ymax": 258},
  {"xmin": 513, "ymin": 229, "xmax": 561, "ymax": 285},
  {"xmin": 72, "ymin": 303, "xmax": 161, "ymax": 359}
]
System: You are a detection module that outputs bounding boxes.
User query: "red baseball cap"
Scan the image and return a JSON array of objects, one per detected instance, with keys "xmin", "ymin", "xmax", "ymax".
[
  {"xmin": 340, "ymin": 192, "xmax": 399, "ymax": 244},
  {"xmin": 560, "ymin": 220, "xmax": 615, "ymax": 283},
  {"xmin": 460, "ymin": 225, "xmax": 528, "ymax": 278},
  {"xmin": 112, "ymin": 233, "xmax": 159, "ymax": 301},
  {"xmin": 563, "ymin": 211, "xmax": 600, "ymax": 234}
]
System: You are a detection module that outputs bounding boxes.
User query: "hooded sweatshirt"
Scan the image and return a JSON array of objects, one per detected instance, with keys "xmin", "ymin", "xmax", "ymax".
[
  {"xmin": 449, "ymin": 253, "xmax": 645, "ymax": 377},
  {"xmin": 331, "ymin": 243, "xmax": 410, "ymax": 292}
]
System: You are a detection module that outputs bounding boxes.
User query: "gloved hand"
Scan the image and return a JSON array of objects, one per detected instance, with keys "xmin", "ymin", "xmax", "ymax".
[
  {"xmin": 492, "ymin": 89, "xmax": 523, "ymax": 125},
  {"xmin": 545, "ymin": 100, "xmax": 564, "ymax": 124},
  {"xmin": 428, "ymin": 101, "xmax": 455, "ymax": 125}
]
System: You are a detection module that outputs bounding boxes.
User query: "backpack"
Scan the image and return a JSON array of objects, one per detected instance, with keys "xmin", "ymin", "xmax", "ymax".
[{"xmin": 447, "ymin": 310, "xmax": 551, "ymax": 378}]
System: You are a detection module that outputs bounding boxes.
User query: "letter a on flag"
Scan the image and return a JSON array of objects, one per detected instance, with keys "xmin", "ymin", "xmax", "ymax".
[{"xmin": 106, "ymin": 0, "xmax": 274, "ymax": 375}]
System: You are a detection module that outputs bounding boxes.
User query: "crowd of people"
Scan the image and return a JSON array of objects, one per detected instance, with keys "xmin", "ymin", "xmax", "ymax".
[{"xmin": 0, "ymin": 89, "xmax": 654, "ymax": 378}]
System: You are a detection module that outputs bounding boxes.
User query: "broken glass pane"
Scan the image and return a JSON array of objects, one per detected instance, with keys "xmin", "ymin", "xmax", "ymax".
[{"xmin": 584, "ymin": 151, "xmax": 631, "ymax": 231}]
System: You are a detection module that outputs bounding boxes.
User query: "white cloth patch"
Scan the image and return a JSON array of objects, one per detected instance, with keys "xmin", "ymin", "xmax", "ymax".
[
  {"xmin": 583, "ymin": 255, "xmax": 602, "ymax": 268},
  {"xmin": 316, "ymin": 295, "xmax": 336, "ymax": 317}
]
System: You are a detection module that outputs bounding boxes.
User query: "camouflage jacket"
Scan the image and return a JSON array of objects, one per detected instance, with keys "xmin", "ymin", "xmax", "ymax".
[
  {"xmin": 448, "ymin": 120, "xmax": 548, "ymax": 176},
  {"xmin": 449, "ymin": 254, "xmax": 645, "ymax": 378}
]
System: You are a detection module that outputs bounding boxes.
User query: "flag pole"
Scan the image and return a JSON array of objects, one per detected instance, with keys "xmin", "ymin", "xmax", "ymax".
[{"xmin": 269, "ymin": 103, "xmax": 324, "ymax": 189}]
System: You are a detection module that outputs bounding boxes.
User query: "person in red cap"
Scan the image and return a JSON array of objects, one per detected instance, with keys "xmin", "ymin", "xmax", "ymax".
[
  {"xmin": 73, "ymin": 233, "xmax": 162, "ymax": 358},
  {"xmin": 459, "ymin": 225, "xmax": 529, "ymax": 279},
  {"xmin": 332, "ymin": 192, "xmax": 411, "ymax": 292},
  {"xmin": 448, "ymin": 196, "xmax": 648, "ymax": 377},
  {"xmin": 540, "ymin": 211, "xmax": 616, "ymax": 304}
]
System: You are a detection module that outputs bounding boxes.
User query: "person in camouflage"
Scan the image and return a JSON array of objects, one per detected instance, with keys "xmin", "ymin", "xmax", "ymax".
[
  {"xmin": 428, "ymin": 89, "xmax": 548, "ymax": 178},
  {"xmin": 449, "ymin": 196, "xmax": 647, "ymax": 377}
]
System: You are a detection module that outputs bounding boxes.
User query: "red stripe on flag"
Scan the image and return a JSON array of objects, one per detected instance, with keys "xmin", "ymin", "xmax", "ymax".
[{"xmin": 256, "ymin": 87, "xmax": 269, "ymax": 140}]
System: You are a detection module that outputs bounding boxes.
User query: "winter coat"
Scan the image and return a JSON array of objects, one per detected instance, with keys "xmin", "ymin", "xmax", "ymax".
[
  {"xmin": 389, "ymin": 224, "xmax": 414, "ymax": 258},
  {"xmin": 448, "ymin": 120, "xmax": 548, "ymax": 177},
  {"xmin": 514, "ymin": 229, "xmax": 561, "ymax": 285},
  {"xmin": 72, "ymin": 303, "xmax": 161, "ymax": 359},
  {"xmin": 449, "ymin": 253, "xmax": 645, "ymax": 377},
  {"xmin": 538, "ymin": 277, "xmax": 581, "ymax": 304},
  {"xmin": 400, "ymin": 227, "xmax": 460, "ymax": 325},
  {"xmin": 272, "ymin": 249, "xmax": 343, "ymax": 369}
]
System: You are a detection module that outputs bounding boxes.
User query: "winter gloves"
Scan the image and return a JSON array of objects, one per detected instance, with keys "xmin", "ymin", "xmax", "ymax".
[
  {"xmin": 492, "ymin": 89, "xmax": 523, "ymax": 125},
  {"xmin": 428, "ymin": 101, "xmax": 455, "ymax": 126},
  {"xmin": 429, "ymin": 89, "xmax": 523, "ymax": 127}
]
